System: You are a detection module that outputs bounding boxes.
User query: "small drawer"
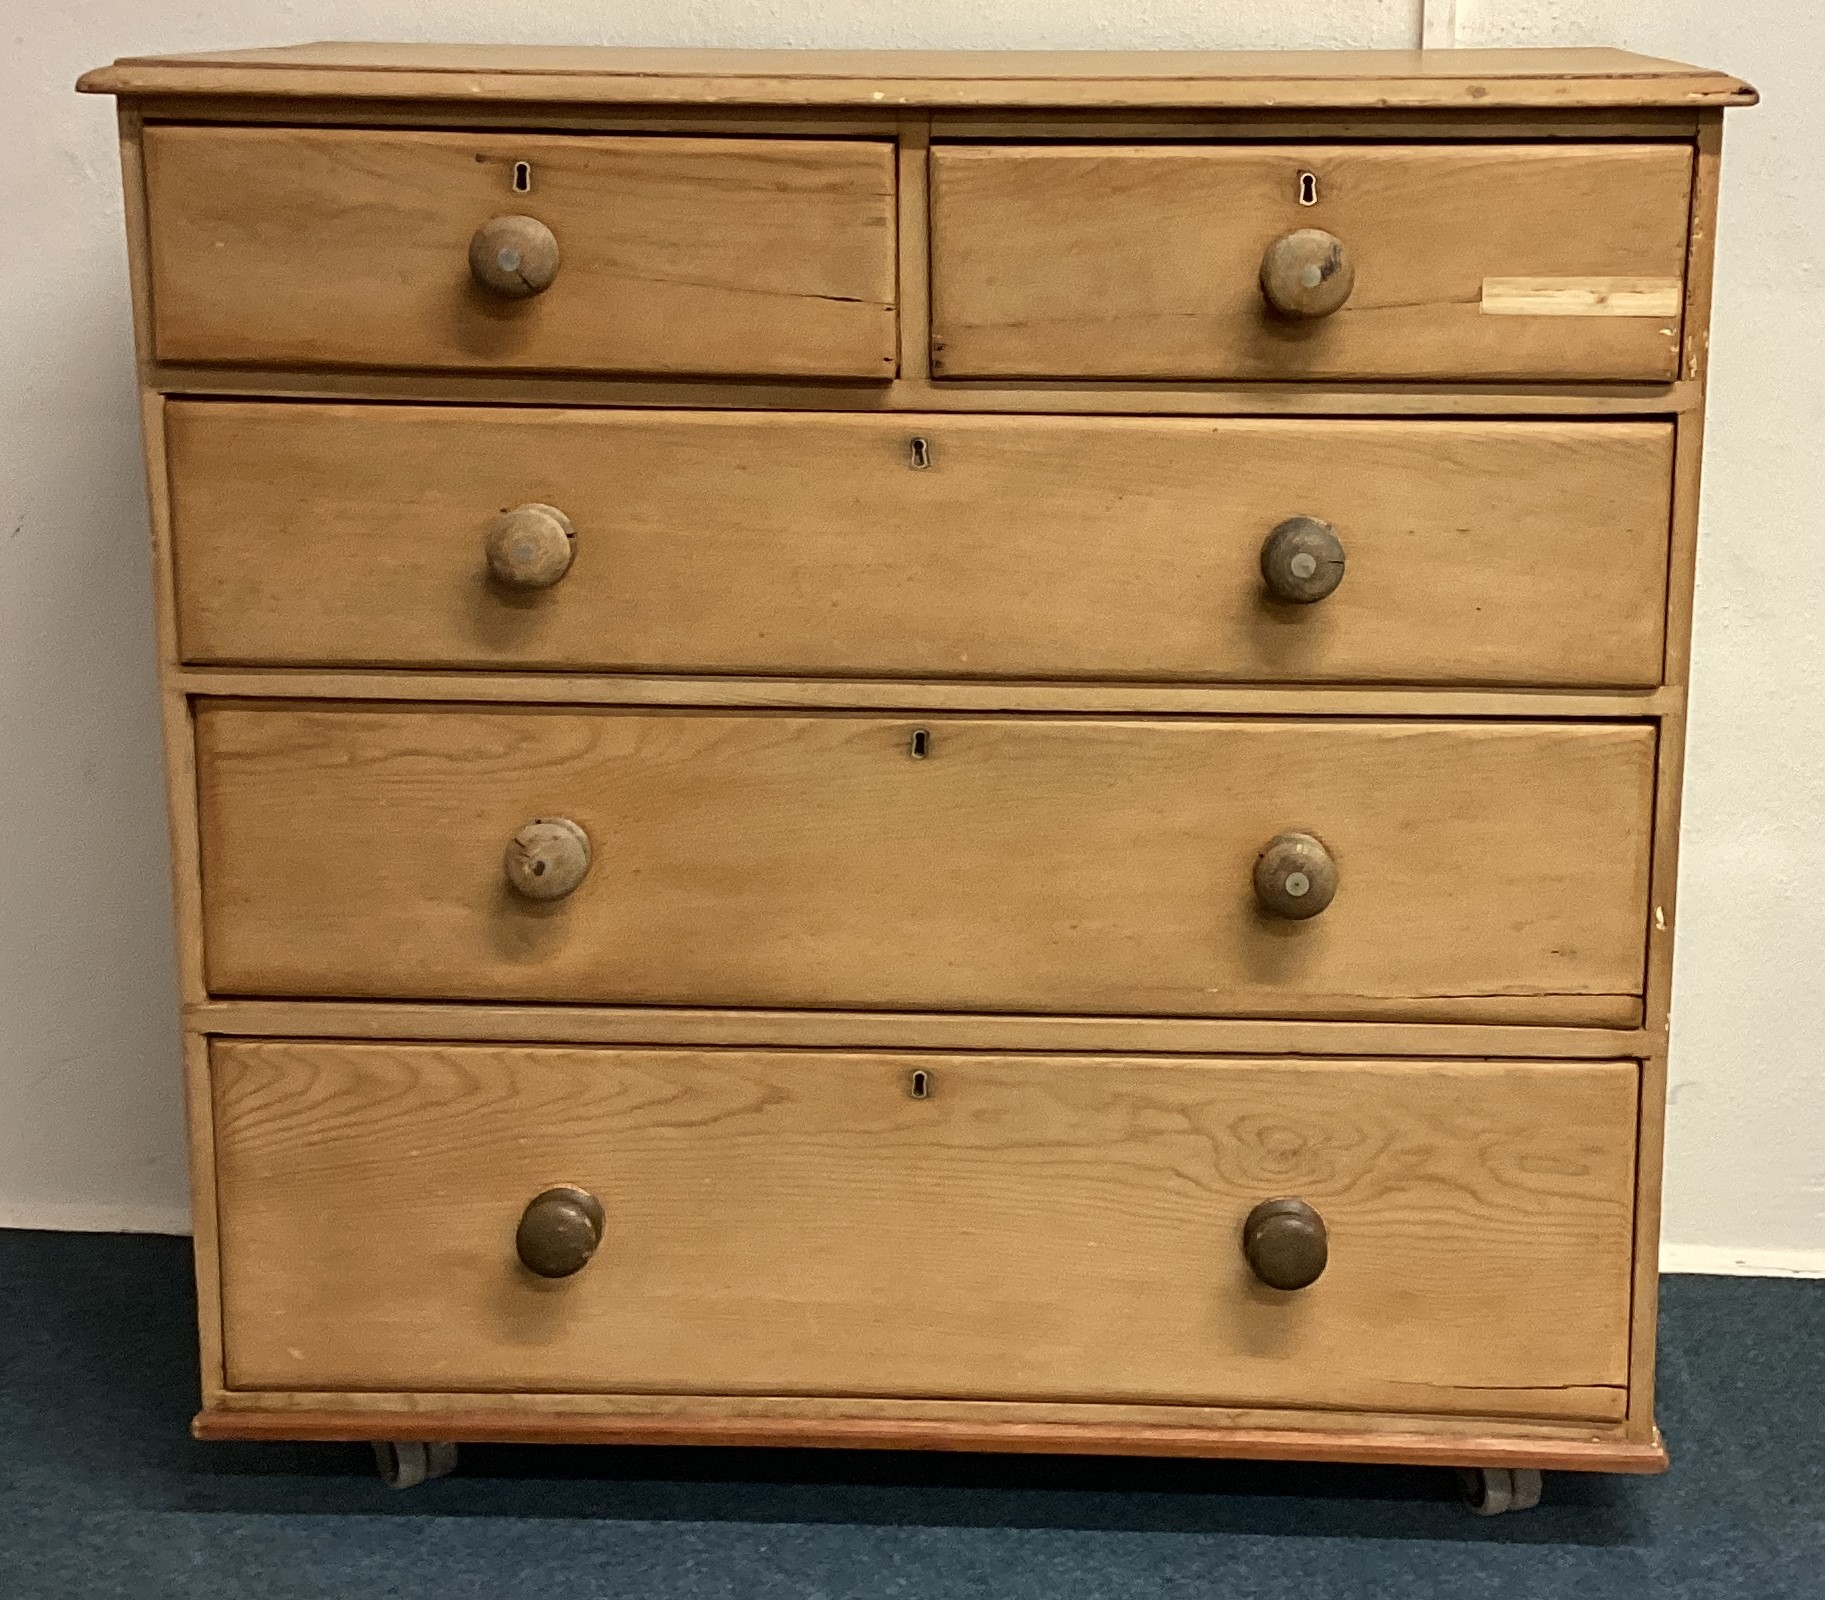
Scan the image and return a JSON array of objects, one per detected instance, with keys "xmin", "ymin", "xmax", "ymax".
[
  {"xmin": 213, "ymin": 1039, "xmax": 1637, "ymax": 1420},
  {"xmin": 931, "ymin": 143, "xmax": 1693, "ymax": 381},
  {"xmin": 169, "ymin": 404, "xmax": 1673, "ymax": 688},
  {"xmin": 195, "ymin": 706, "xmax": 1654, "ymax": 1025},
  {"xmin": 142, "ymin": 126, "xmax": 898, "ymax": 378}
]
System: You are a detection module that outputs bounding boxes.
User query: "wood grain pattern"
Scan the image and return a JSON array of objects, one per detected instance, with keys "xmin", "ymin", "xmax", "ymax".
[
  {"xmin": 186, "ymin": 999, "xmax": 1654, "ymax": 1061},
  {"xmin": 145, "ymin": 362, "xmax": 1700, "ymax": 417},
  {"xmin": 212, "ymin": 1041, "xmax": 1638, "ymax": 1418},
  {"xmin": 188, "ymin": 1407, "xmax": 1669, "ymax": 1472},
  {"xmin": 931, "ymin": 144, "xmax": 1693, "ymax": 381},
  {"xmin": 77, "ymin": 44, "xmax": 1757, "ymax": 110},
  {"xmin": 167, "ymin": 405, "xmax": 1674, "ymax": 688},
  {"xmin": 929, "ymin": 108, "xmax": 1707, "ymax": 141},
  {"xmin": 177, "ymin": 670, "xmax": 1675, "ymax": 720},
  {"xmin": 1479, "ymin": 277, "xmax": 1684, "ymax": 317},
  {"xmin": 142, "ymin": 126, "xmax": 897, "ymax": 378},
  {"xmin": 87, "ymin": 48, "xmax": 1753, "ymax": 1467},
  {"xmin": 194, "ymin": 705, "xmax": 1655, "ymax": 1023},
  {"xmin": 1624, "ymin": 116, "xmax": 1729, "ymax": 1436},
  {"xmin": 200, "ymin": 1381, "xmax": 1631, "ymax": 1438}
]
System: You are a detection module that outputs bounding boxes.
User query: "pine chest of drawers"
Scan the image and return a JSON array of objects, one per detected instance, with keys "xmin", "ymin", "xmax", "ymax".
[{"xmin": 81, "ymin": 43, "xmax": 1753, "ymax": 1494}]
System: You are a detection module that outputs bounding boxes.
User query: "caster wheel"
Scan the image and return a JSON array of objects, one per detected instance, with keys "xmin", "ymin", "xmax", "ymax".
[
  {"xmin": 372, "ymin": 1440, "xmax": 459, "ymax": 1489},
  {"xmin": 1457, "ymin": 1466, "xmax": 1543, "ymax": 1516}
]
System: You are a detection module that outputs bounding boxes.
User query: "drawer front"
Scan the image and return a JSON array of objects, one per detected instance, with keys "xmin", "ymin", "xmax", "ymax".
[
  {"xmin": 170, "ymin": 405, "xmax": 1673, "ymax": 688},
  {"xmin": 931, "ymin": 144, "xmax": 1693, "ymax": 381},
  {"xmin": 196, "ymin": 707, "xmax": 1653, "ymax": 1023},
  {"xmin": 142, "ymin": 127, "xmax": 897, "ymax": 378},
  {"xmin": 213, "ymin": 1041, "xmax": 1638, "ymax": 1419}
]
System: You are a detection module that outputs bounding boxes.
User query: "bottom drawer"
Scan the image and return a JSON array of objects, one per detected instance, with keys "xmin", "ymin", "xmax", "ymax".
[{"xmin": 213, "ymin": 1041, "xmax": 1639, "ymax": 1421}]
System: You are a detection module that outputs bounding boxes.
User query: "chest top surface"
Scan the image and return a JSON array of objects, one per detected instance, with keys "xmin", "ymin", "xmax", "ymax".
[{"xmin": 78, "ymin": 43, "xmax": 1756, "ymax": 110}]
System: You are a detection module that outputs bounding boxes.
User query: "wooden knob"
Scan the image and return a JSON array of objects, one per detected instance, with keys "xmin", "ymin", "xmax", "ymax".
[
  {"xmin": 516, "ymin": 1186, "xmax": 605, "ymax": 1279},
  {"xmin": 485, "ymin": 504, "xmax": 575, "ymax": 590},
  {"xmin": 1260, "ymin": 516, "xmax": 1345, "ymax": 604},
  {"xmin": 1253, "ymin": 832, "xmax": 1337, "ymax": 920},
  {"xmin": 504, "ymin": 817, "xmax": 591, "ymax": 902},
  {"xmin": 469, "ymin": 214, "xmax": 560, "ymax": 298},
  {"xmin": 1243, "ymin": 1198, "xmax": 1328, "ymax": 1291},
  {"xmin": 1259, "ymin": 228, "xmax": 1354, "ymax": 320}
]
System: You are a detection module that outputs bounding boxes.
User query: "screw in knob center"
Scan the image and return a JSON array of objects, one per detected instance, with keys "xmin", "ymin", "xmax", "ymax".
[
  {"xmin": 1253, "ymin": 831, "xmax": 1338, "ymax": 920},
  {"xmin": 1259, "ymin": 516, "xmax": 1346, "ymax": 605}
]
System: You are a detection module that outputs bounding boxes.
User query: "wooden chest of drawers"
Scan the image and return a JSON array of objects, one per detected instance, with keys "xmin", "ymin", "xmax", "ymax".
[{"xmin": 81, "ymin": 43, "xmax": 1753, "ymax": 1493}]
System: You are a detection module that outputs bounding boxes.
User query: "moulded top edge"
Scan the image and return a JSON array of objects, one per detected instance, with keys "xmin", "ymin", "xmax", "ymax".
[{"xmin": 77, "ymin": 44, "xmax": 1759, "ymax": 111}]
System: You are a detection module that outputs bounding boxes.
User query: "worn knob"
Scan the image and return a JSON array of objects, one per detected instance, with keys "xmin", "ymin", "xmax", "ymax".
[
  {"xmin": 469, "ymin": 214, "xmax": 560, "ymax": 298},
  {"xmin": 515, "ymin": 1186, "xmax": 605, "ymax": 1279},
  {"xmin": 1243, "ymin": 1198, "xmax": 1328, "ymax": 1291},
  {"xmin": 1259, "ymin": 228, "xmax": 1354, "ymax": 320},
  {"xmin": 1253, "ymin": 831, "xmax": 1338, "ymax": 920},
  {"xmin": 504, "ymin": 817, "xmax": 591, "ymax": 902},
  {"xmin": 485, "ymin": 503, "xmax": 575, "ymax": 590},
  {"xmin": 1260, "ymin": 516, "xmax": 1345, "ymax": 604}
]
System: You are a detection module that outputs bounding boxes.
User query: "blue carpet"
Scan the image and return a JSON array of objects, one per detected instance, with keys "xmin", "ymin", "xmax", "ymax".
[{"xmin": 0, "ymin": 1228, "xmax": 1818, "ymax": 1598}]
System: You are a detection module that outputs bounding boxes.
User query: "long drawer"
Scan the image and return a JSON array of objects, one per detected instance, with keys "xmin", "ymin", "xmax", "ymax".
[
  {"xmin": 142, "ymin": 127, "xmax": 898, "ymax": 377},
  {"xmin": 195, "ymin": 706, "xmax": 1655, "ymax": 1024},
  {"xmin": 213, "ymin": 1040, "xmax": 1638, "ymax": 1419},
  {"xmin": 168, "ymin": 405, "xmax": 1674, "ymax": 687},
  {"xmin": 931, "ymin": 143, "xmax": 1693, "ymax": 381}
]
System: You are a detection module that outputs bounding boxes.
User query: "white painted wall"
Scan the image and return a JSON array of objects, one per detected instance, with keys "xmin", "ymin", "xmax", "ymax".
[
  {"xmin": 1452, "ymin": 2, "xmax": 1825, "ymax": 1274},
  {"xmin": 3, "ymin": 3, "xmax": 1818, "ymax": 1269}
]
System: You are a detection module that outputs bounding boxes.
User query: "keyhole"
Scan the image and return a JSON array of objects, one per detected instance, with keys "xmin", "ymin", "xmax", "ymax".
[
  {"xmin": 513, "ymin": 161, "xmax": 532, "ymax": 194},
  {"xmin": 1298, "ymin": 171, "xmax": 1318, "ymax": 206},
  {"xmin": 909, "ymin": 437, "xmax": 932, "ymax": 470},
  {"xmin": 909, "ymin": 728, "xmax": 931, "ymax": 759},
  {"xmin": 909, "ymin": 1070, "xmax": 931, "ymax": 1099}
]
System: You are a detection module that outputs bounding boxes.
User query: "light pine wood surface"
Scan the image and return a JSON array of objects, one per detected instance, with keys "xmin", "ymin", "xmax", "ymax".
[
  {"xmin": 76, "ymin": 44, "xmax": 1750, "ymax": 1464},
  {"xmin": 186, "ymin": 1407, "xmax": 1665, "ymax": 1471},
  {"xmin": 212, "ymin": 1041, "xmax": 1637, "ymax": 1418},
  {"xmin": 932, "ymin": 144, "xmax": 1693, "ymax": 381},
  {"xmin": 182, "ymin": 998, "xmax": 1654, "ymax": 1061},
  {"xmin": 168, "ymin": 405, "xmax": 1673, "ymax": 687},
  {"xmin": 194, "ymin": 705, "xmax": 1654, "ymax": 1023},
  {"xmin": 142, "ymin": 127, "xmax": 898, "ymax": 377},
  {"xmin": 77, "ymin": 45, "xmax": 1756, "ymax": 110},
  {"xmin": 173, "ymin": 672, "xmax": 1675, "ymax": 720}
]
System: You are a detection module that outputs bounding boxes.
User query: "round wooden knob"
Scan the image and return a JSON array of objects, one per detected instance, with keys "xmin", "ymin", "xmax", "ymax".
[
  {"xmin": 1243, "ymin": 1198, "xmax": 1328, "ymax": 1291},
  {"xmin": 1260, "ymin": 516, "xmax": 1345, "ymax": 604},
  {"xmin": 485, "ymin": 504, "xmax": 575, "ymax": 590},
  {"xmin": 1253, "ymin": 832, "xmax": 1338, "ymax": 920},
  {"xmin": 504, "ymin": 817, "xmax": 591, "ymax": 902},
  {"xmin": 469, "ymin": 214, "xmax": 560, "ymax": 298},
  {"xmin": 1259, "ymin": 228, "xmax": 1354, "ymax": 320},
  {"xmin": 515, "ymin": 1186, "xmax": 605, "ymax": 1279}
]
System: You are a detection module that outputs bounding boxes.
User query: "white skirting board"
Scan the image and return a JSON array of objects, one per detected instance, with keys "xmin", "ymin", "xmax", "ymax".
[
  {"xmin": 4, "ymin": 1202, "xmax": 1822, "ymax": 1276},
  {"xmin": 0, "ymin": 1201, "xmax": 193, "ymax": 1236},
  {"xmin": 1658, "ymin": 1244, "xmax": 1825, "ymax": 1279}
]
